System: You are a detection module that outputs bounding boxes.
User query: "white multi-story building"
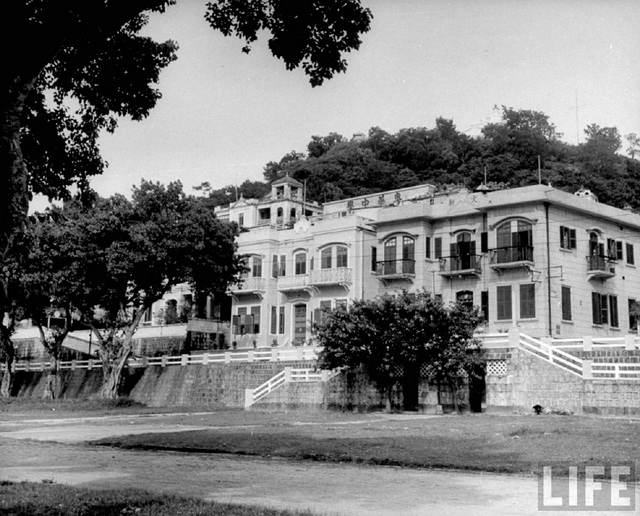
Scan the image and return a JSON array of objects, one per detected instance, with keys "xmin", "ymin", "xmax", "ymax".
[{"xmin": 216, "ymin": 178, "xmax": 640, "ymax": 348}]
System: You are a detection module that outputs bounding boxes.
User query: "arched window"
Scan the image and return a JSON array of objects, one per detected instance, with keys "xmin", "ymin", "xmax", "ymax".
[
  {"xmin": 452, "ymin": 232, "xmax": 475, "ymax": 269},
  {"xmin": 290, "ymin": 208, "xmax": 297, "ymax": 221},
  {"xmin": 276, "ymin": 207, "xmax": 283, "ymax": 220},
  {"xmin": 495, "ymin": 220, "xmax": 532, "ymax": 262},
  {"xmin": 295, "ymin": 252, "xmax": 307, "ymax": 275}
]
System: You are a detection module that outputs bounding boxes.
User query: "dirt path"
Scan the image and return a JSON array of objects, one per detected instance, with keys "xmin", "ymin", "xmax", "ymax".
[{"xmin": 0, "ymin": 414, "xmax": 636, "ymax": 516}]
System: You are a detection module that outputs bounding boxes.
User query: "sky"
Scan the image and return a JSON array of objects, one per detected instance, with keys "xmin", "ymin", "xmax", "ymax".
[{"xmin": 89, "ymin": 0, "xmax": 640, "ymax": 199}]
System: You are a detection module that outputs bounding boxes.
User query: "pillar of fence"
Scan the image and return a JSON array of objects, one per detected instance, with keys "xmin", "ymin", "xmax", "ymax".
[
  {"xmin": 247, "ymin": 350, "xmax": 254, "ymax": 362},
  {"xmin": 180, "ymin": 354, "xmax": 188, "ymax": 366},
  {"xmin": 508, "ymin": 327, "xmax": 520, "ymax": 348},
  {"xmin": 244, "ymin": 388, "xmax": 254, "ymax": 408},
  {"xmin": 583, "ymin": 336, "xmax": 592, "ymax": 352},
  {"xmin": 582, "ymin": 359, "xmax": 593, "ymax": 380},
  {"xmin": 284, "ymin": 367, "xmax": 292, "ymax": 382},
  {"xmin": 625, "ymin": 335, "xmax": 635, "ymax": 351}
]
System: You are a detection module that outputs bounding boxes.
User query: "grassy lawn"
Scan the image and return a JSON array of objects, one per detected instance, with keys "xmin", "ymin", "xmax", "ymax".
[
  {"xmin": 0, "ymin": 481, "xmax": 316, "ymax": 516},
  {"xmin": 92, "ymin": 412, "xmax": 640, "ymax": 476}
]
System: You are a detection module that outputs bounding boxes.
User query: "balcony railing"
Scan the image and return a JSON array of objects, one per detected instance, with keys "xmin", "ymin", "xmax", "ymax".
[
  {"xmin": 309, "ymin": 267, "xmax": 353, "ymax": 286},
  {"xmin": 278, "ymin": 274, "xmax": 310, "ymax": 291},
  {"xmin": 376, "ymin": 259, "xmax": 416, "ymax": 277},
  {"xmin": 439, "ymin": 255, "xmax": 482, "ymax": 277},
  {"xmin": 586, "ymin": 255, "xmax": 615, "ymax": 280},
  {"xmin": 490, "ymin": 245, "xmax": 534, "ymax": 269},
  {"xmin": 228, "ymin": 276, "xmax": 266, "ymax": 294}
]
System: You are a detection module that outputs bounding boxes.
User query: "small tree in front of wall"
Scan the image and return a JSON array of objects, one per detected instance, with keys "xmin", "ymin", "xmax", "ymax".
[{"xmin": 314, "ymin": 291, "xmax": 483, "ymax": 413}]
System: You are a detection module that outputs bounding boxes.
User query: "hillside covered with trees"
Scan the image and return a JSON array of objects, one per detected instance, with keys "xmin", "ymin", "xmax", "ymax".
[{"xmin": 206, "ymin": 107, "xmax": 640, "ymax": 211}]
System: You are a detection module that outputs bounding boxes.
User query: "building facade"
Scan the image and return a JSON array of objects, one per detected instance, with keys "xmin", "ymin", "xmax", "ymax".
[{"xmin": 217, "ymin": 178, "xmax": 640, "ymax": 348}]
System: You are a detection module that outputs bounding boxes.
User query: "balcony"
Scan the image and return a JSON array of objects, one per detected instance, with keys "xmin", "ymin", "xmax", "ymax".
[
  {"xmin": 228, "ymin": 276, "xmax": 266, "ymax": 297},
  {"xmin": 439, "ymin": 255, "xmax": 482, "ymax": 278},
  {"xmin": 375, "ymin": 259, "xmax": 415, "ymax": 283},
  {"xmin": 278, "ymin": 274, "xmax": 310, "ymax": 292},
  {"xmin": 586, "ymin": 255, "xmax": 615, "ymax": 280},
  {"xmin": 489, "ymin": 246, "xmax": 534, "ymax": 272},
  {"xmin": 309, "ymin": 267, "xmax": 353, "ymax": 287}
]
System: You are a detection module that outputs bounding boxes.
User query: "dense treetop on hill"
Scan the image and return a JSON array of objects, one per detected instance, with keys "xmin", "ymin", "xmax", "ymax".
[{"xmin": 205, "ymin": 107, "xmax": 640, "ymax": 211}]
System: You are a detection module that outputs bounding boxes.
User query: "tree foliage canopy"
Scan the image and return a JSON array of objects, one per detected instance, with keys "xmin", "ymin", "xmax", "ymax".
[
  {"xmin": 1, "ymin": 0, "xmax": 373, "ymax": 262},
  {"xmin": 314, "ymin": 291, "xmax": 483, "ymax": 410},
  {"xmin": 247, "ymin": 107, "xmax": 640, "ymax": 212}
]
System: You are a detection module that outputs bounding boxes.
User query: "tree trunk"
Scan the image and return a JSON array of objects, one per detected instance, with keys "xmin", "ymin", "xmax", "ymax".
[
  {"xmin": 100, "ymin": 346, "xmax": 132, "ymax": 400},
  {"xmin": 0, "ymin": 358, "xmax": 14, "ymax": 398},
  {"xmin": 42, "ymin": 357, "xmax": 59, "ymax": 400},
  {"xmin": 0, "ymin": 328, "xmax": 15, "ymax": 398},
  {"xmin": 385, "ymin": 385, "xmax": 393, "ymax": 413}
]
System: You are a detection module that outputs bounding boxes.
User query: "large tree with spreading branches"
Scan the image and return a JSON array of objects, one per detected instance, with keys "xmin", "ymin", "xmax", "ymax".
[{"xmin": 1, "ymin": 0, "xmax": 372, "ymax": 262}]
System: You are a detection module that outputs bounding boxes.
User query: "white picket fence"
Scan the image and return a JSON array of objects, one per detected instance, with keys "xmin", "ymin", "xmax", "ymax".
[
  {"xmin": 478, "ymin": 330, "xmax": 640, "ymax": 381},
  {"xmin": 12, "ymin": 346, "xmax": 320, "ymax": 372},
  {"xmin": 10, "ymin": 332, "xmax": 640, "ymax": 382},
  {"xmin": 245, "ymin": 367, "xmax": 339, "ymax": 408}
]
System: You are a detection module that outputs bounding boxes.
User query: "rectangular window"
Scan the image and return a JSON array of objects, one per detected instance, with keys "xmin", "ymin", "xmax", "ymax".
[
  {"xmin": 519, "ymin": 284, "xmax": 536, "ymax": 319},
  {"xmin": 629, "ymin": 299, "xmax": 639, "ymax": 331},
  {"xmin": 425, "ymin": 237, "xmax": 431, "ymax": 259},
  {"xmin": 295, "ymin": 253, "xmax": 306, "ymax": 275},
  {"xmin": 609, "ymin": 295, "xmax": 619, "ymax": 328},
  {"xmin": 434, "ymin": 237, "xmax": 442, "ymax": 259},
  {"xmin": 371, "ymin": 246, "xmax": 377, "ymax": 271},
  {"xmin": 232, "ymin": 315, "xmax": 240, "ymax": 335},
  {"xmin": 270, "ymin": 306, "xmax": 277, "ymax": 334},
  {"xmin": 561, "ymin": 286, "xmax": 572, "ymax": 321},
  {"xmin": 279, "ymin": 254, "xmax": 286, "ymax": 276},
  {"xmin": 272, "ymin": 255, "xmax": 279, "ymax": 278},
  {"xmin": 481, "ymin": 290, "xmax": 489, "ymax": 322},
  {"xmin": 592, "ymin": 293, "xmax": 609, "ymax": 325},
  {"xmin": 278, "ymin": 306, "xmax": 285, "ymax": 334},
  {"xmin": 336, "ymin": 247, "xmax": 348, "ymax": 268},
  {"xmin": 238, "ymin": 213, "xmax": 244, "ymax": 227},
  {"xmin": 252, "ymin": 256, "xmax": 262, "ymax": 277},
  {"xmin": 335, "ymin": 299, "xmax": 347, "ymax": 309},
  {"xmin": 251, "ymin": 306, "xmax": 261, "ymax": 334},
  {"xmin": 317, "ymin": 300, "xmax": 332, "ymax": 325},
  {"xmin": 237, "ymin": 307, "xmax": 247, "ymax": 334},
  {"xmin": 627, "ymin": 243, "xmax": 635, "ymax": 265},
  {"xmin": 497, "ymin": 286, "xmax": 512, "ymax": 320},
  {"xmin": 607, "ymin": 239, "xmax": 617, "ymax": 260},
  {"xmin": 560, "ymin": 226, "xmax": 577, "ymax": 249}
]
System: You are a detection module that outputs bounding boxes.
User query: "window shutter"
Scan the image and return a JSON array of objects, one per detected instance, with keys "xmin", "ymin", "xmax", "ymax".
[
  {"xmin": 449, "ymin": 242, "xmax": 457, "ymax": 258},
  {"xmin": 313, "ymin": 308, "xmax": 321, "ymax": 325},
  {"xmin": 481, "ymin": 290, "xmax": 489, "ymax": 322},
  {"xmin": 592, "ymin": 293, "xmax": 601, "ymax": 324},
  {"xmin": 425, "ymin": 237, "xmax": 431, "ymax": 259},
  {"xmin": 480, "ymin": 232, "xmax": 488, "ymax": 253},
  {"xmin": 232, "ymin": 315, "xmax": 240, "ymax": 335},
  {"xmin": 616, "ymin": 241, "xmax": 623, "ymax": 260},
  {"xmin": 371, "ymin": 246, "xmax": 377, "ymax": 271},
  {"xmin": 434, "ymin": 238, "xmax": 442, "ymax": 259},
  {"xmin": 272, "ymin": 255, "xmax": 278, "ymax": 278},
  {"xmin": 601, "ymin": 295, "xmax": 608, "ymax": 325},
  {"xmin": 609, "ymin": 296, "xmax": 619, "ymax": 327},
  {"xmin": 569, "ymin": 229, "xmax": 576, "ymax": 249}
]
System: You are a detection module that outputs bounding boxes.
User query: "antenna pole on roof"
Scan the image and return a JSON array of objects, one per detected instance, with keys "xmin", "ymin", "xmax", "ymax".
[{"xmin": 538, "ymin": 155, "xmax": 542, "ymax": 185}]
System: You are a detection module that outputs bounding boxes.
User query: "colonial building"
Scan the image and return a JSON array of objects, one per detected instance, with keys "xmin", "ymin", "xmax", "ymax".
[{"xmin": 216, "ymin": 178, "xmax": 640, "ymax": 348}]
